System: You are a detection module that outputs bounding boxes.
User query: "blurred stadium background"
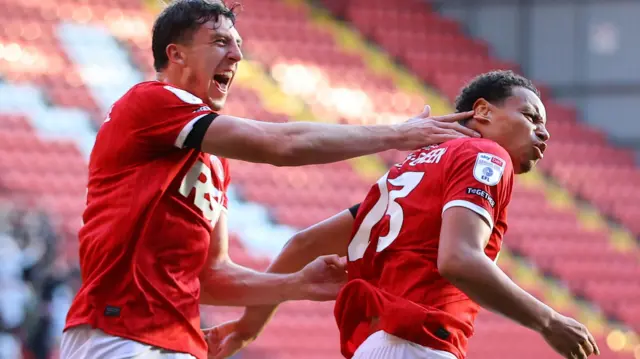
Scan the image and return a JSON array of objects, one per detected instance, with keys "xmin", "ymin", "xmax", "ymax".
[{"xmin": 0, "ymin": 0, "xmax": 639, "ymax": 358}]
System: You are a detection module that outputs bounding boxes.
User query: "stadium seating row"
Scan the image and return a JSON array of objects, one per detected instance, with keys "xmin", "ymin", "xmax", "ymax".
[{"xmin": 321, "ymin": 0, "xmax": 640, "ymax": 238}]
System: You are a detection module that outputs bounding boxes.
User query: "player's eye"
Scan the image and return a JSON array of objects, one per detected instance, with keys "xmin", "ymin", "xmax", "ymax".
[
  {"xmin": 212, "ymin": 38, "xmax": 228, "ymax": 46},
  {"xmin": 523, "ymin": 113, "xmax": 536, "ymax": 123}
]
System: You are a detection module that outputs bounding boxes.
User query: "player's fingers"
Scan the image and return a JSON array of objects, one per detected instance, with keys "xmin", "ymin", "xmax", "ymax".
[
  {"xmin": 211, "ymin": 347, "xmax": 228, "ymax": 359},
  {"xmin": 204, "ymin": 327, "xmax": 220, "ymax": 345},
  {"xmin": 431, "ymin": 110, "xmax": 474, "ymax": 123},
  {"xmin": 430, "ymin": 132, "xmax": 468, "ymax": 142},
  {"xmin": 323, "ymin": 254, "xmax": 347, "ymax": 269},
  {"xmin": 573, "ymin": 345, "xmax": 588, "ymax": 359},
  {"xmin": 587, "ymin": 332, "xmax": 600, "ymax": 355},
  {"xmin": 427, "ymin": 126, "xmax": 465, "ymax": 138},
  {"xmin": 580, "ymin": 337, "xmax": 595, "ymax": 356},
  {"xmin": 414, "ymin": 105, "xmax": 431, "ymax": 118},
  {"xmin": 433, "ymin": 121, "xmax": 481, "ymax": 138},
  {"xmin": 213, "ymin": 348, "xmax": 234, "ymax": 359},
  {"xmin": 338, "ymin": 256, "xmax": 347, "ymax": 267},
  {"xmin": 211, "ymin": 338, "xmax": 236, "ymax": 359}
]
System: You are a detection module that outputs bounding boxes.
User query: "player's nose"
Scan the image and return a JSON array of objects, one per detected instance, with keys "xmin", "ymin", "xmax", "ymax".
[
  {"xmin": 228, "ymin": 42, "xmax": 243, "ymax": 63},
  {"xmin": 535, "ymin": 125, "xmax": 550, "ymax": 143}
]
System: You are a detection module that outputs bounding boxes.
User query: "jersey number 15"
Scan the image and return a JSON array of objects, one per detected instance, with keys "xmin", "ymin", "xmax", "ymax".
[{"xmin": 348, "ymin": 171, "xmax": 424, "ymax": 261}]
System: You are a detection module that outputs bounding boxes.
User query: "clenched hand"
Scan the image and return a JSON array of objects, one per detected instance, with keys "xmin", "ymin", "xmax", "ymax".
[{"xmin": 295, "ymin": 254, "xmax": 348, "ymax": 301}]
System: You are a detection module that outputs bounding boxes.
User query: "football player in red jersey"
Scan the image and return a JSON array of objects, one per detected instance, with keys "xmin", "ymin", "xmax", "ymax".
[
  {"xmin": 59, "ymin": 1, "xmax": 478, "ymax": 359},
  {"xmin": 210, "ymin": 71, "xmax": 600, "ymax": 359}
]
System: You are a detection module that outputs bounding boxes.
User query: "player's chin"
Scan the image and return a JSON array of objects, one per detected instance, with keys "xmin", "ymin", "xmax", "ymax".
[
  {"xmin": 207, "ymin": 92, "xmax": 227, "ymax": 111},
  {"xmin": 516, "ymin": 159, "xmax": 538, "ymax": 174}
]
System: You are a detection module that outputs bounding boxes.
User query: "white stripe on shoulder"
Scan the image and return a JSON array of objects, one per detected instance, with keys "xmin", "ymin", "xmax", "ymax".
[
  {"xmin": 442, "ymin": 200, "xmax": 494, "ymax": 230},
  {"xmin": 174, "ymin": 113, "xmax": 209, "ymax": 149}
]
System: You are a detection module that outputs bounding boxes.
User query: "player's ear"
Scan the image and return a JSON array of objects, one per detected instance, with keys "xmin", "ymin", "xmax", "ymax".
[
  {"xmin": 166, "ymin": 44, "xmax": 186, "ymax": 66},
  {"xmin": 472, "ymin": 98, "xmax": 492, "ymax": 125}
]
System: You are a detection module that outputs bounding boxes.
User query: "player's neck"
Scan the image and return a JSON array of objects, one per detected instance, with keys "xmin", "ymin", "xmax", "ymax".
[
  {"xmin": 465, "ymin": 122, "xmax": 486, "ymax": 140},
  {"xmin": 156, "ymin": 69, "xmax": 189, "ymax": 92}
]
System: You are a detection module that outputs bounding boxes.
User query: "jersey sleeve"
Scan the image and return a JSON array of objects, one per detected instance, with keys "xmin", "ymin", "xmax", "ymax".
[
  {"xmin": 131, "ymin": 83, "xmax": 216, "ymax": 150},
  {"xmin": 442, "ymin": 141, "xmax": 514, "ymax": 231}
]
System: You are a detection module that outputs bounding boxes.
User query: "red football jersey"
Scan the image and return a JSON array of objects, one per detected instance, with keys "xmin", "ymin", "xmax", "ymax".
[
  {"xmin": 65, "ymin": 81, "xmax": 230, "ymax": 359},
  {"xmin": 334, "ymin": 138, "xmax": 514, "ymax": 359}
]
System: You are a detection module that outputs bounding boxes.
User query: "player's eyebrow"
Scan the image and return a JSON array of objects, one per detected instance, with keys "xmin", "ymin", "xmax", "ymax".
[{"xmin": 210, "ymin": 31, "xmax": 242, "ymax": 47}]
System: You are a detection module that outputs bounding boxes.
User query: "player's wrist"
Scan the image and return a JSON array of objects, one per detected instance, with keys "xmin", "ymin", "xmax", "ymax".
[
  {"xmin": 234, "ymin": 317, "xmax": 263, "ymax": 341},
  {"xmin": 283, "ymin": 271, "xmax": 307, "ymax": 301},
  {"xmin": 536, "ymin": 307, "xmax": 559, "ymax": 335},
  {"xmin": 288, "ymin": 270, "xmax": 327, "ymax": 301},
  {"xmin": 238, "ymin": 307, "xmax": 274, "ymax": 335},
  {"xmin": 384, "ymin": 124, "xmax": 406, "ymax": 150}
]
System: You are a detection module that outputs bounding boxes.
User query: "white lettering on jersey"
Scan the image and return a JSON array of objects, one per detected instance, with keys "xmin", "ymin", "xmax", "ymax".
[
  {"xmin": 179, "ymin": 159, "xmax": 224, "ymax": 224},
  {"xmin": 408, "ymin": 148, "xmax": 447, "ymax": 166},
  {"xmin": 209, "ymin": 155, "xmax": 225, "ymax": 184},
  {"xmin": 473, "ymin": 153, "xmax": 506, "ymax": 186},
  {"xmin": 164, "ymin": 85, "xmax": 203, "ymax": 105},
  {"xmin": 348, "ymin": 171, "xmax": 425, "ymax": 261}
]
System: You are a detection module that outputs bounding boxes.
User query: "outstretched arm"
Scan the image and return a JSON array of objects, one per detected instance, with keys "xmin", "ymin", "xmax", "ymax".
[
  {"xmin": 438, "ymin": 207, "xmax": 599, "ymax": 358},
  {"xmin": 199, "ymin": 211, "xmax": 347, "ymax": 306},
  {"xmin": 259, "ymin": 206, "xmax": 356, "ymax": 272},
  {"xmin": 133, "ymin": 85, "xmax": 476, "ymax": 163},
  {"xmin": 198, "ymin": 107, "xmax": 478, "ymax": 166},
  {"xmin": 438, "ymin": 206, "xmax": 555, "ymax": 330},
  {"xmin": 205, "ymin": 207, "xmax": 357, "ymax": 358}
]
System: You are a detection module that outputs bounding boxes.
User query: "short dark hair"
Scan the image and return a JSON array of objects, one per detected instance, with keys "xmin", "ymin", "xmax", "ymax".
[
  {"xmin": 454, "ymin": 70, "xmax": 540, "ymax": 114},
  {"xmin": 152, "ymin": 0, "xmax": 239, "ymax": 71}
]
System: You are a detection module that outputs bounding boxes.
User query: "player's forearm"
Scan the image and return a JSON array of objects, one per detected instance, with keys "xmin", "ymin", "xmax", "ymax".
[
  {"xmin": 199, "ymin": 260, "xmax": 304, "ymax": 306},
  {"xmin": 268, "ymin": 225, "xmax": 348, "ymax": 274},
  {"xmin": 439, "ymin": 251, "xmax": 556, "ymax": 333},
  {"xmin": 203, "ymin": 116, "xmax": 403, "ymax": 166},
  {"xmin": 272, "ymin": 122, "xmax": 403, "ymax": 166},
  {"xmin": 236, "ymin": 210, "xmax": 353, "ymax": 337},
  {"xmin": 235, "ymin": 233, "xmax": 341, "ymax": 337}
]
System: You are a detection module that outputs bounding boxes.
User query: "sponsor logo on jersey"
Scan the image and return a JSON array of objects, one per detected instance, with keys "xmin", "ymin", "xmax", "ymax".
[
  {"xmin": 179, "ymin": 158, "xmax": 225, "ymax": 225},
  {"xmin": 103, "ymin": 305, "xmax": 121, "ymax": 317},
  {"xmin": 473, "ymin": 153, "xmax": 506, "ymax": 186},
  {"xmin": 467, "ymin": 187, "xmax": 496, "ymax": 208},
  {"xmin": 193, "ymin": 105, "xmax": 212, "ymax": 113},
  {"xmin": 491, "ymin": 157, "xmax": 504, "ymax": 166}
]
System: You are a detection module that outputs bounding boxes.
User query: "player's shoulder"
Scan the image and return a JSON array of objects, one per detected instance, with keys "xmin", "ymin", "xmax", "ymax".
[
  {"xmin": 125, "ymin": 81, "xmax": 161, "ymax": 97},
  {"xmin": 445, "ymin": 137, "xmax": 508, "ymax": 153},
  {"xmin": 447, "ymin": 138, "xmax": 514, "ymax": 188},
  {"xmin": 114, "ymin": 81, "xmax": 160, "ymax": 108},
  {"xmin": 129, "ymin": 81, "xmax": 205, "ymax": 106},
  {"xmin": 446, "ymin": 138, "xmax": 510, "ymax": 162}
]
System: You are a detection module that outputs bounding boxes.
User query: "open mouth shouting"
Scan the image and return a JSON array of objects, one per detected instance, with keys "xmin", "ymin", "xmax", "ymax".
[{"xmin": 213, "ymin": 71, "xmax": 233, "ymax": 94}]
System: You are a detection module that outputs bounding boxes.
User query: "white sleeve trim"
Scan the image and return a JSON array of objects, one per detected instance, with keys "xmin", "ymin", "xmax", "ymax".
[
  {"xmin": 174, "ymin": 113, "xmax": 209, "ymax": 149},
  {"xmin": 442, "ymin": 200, "xmax": 494, "ymax": 231}
]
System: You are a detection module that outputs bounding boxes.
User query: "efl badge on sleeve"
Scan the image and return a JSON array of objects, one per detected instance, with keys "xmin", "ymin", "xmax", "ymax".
[{"xmin": 473, "ymin": 153, "xmax": 506, "ymax": 186}]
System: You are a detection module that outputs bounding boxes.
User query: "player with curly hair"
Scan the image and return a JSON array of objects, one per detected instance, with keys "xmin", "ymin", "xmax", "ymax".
[{"xmin": 211, "ymin": 70, "xmax": 600, "ymax": 359}]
